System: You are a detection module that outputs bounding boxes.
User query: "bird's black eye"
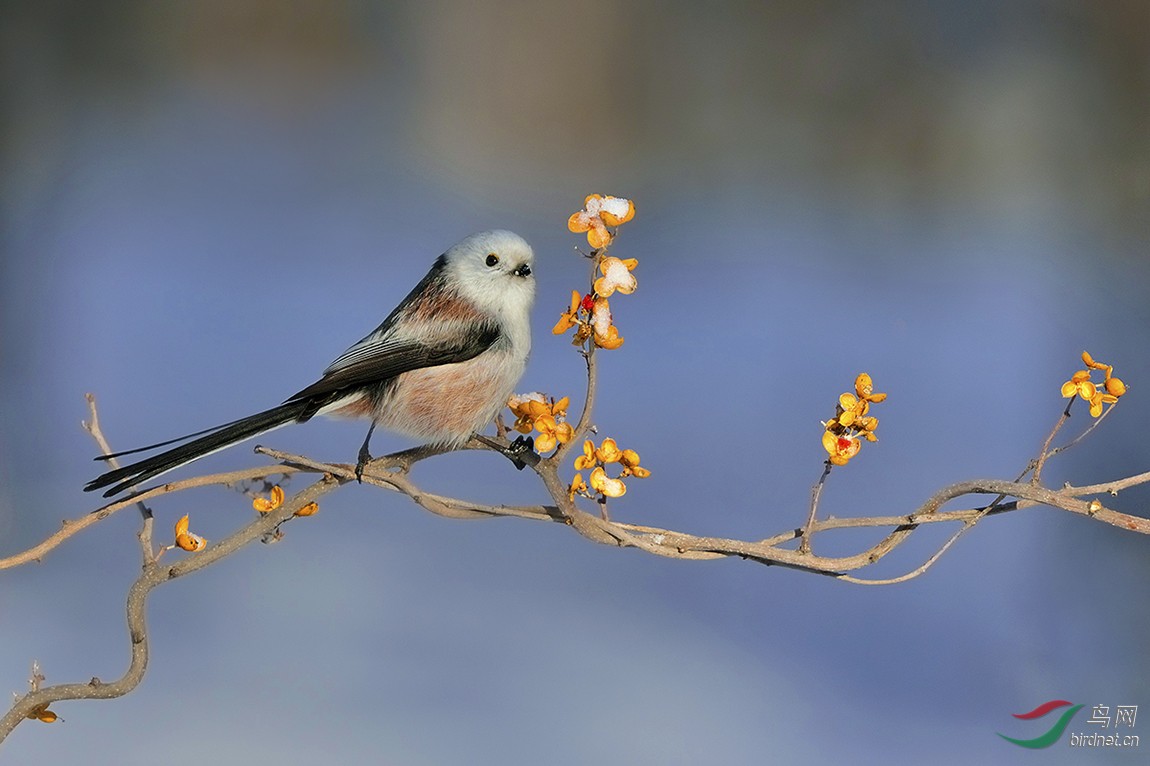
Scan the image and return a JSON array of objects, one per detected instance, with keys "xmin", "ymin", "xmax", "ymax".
[{"xmin": 485, "ymin": 253, "xmax": 499, "ymax": 267}]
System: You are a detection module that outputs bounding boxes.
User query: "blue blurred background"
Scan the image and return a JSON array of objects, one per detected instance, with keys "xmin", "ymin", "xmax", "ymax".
[{"xmin": 2, "ymin": 2, "xmax": 1148, "ymax": 763}]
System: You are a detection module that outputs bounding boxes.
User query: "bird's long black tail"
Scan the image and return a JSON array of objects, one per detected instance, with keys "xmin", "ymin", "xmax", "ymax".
[{"xmin": 85, "ymin": 400, "xmax": 314, "ymax": 498}]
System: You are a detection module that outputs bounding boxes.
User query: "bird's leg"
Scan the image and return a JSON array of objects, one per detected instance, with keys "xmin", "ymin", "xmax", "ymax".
[{"xmin": 355, "ymin": 421, "xmax": 378, "ymax": 483}]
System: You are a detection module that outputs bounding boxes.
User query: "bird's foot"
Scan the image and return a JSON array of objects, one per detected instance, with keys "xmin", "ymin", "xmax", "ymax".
[
  {"xmin": 355, "ymin": 446, "xmax": 373, "ymax": 483},
  {"xmin": 505, "ymin": 435, "xmax": 538, "ymax": 471}
]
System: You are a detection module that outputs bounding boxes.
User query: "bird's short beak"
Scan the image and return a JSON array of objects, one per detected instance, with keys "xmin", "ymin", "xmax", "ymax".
[{"xmin": 513, "ymin": 264, "xmax": 532, "ymax": 277}]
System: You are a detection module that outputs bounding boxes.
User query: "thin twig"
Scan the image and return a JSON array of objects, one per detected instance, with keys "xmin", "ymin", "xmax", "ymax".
[
  {"xmin": 800, "ymin": 463, "xmax": 832, "ymax": 554},
  {"xmin": 1045, "ymin": 402, "xmax": 1115, "ymax": 460},
  {"xmin": 1031, "ymin": 397, "xmax": 1074, "ymax": 484},
  {"xmin": 82, "ymin": 393, "xmax": 156, "ymax": 563},
  {"xmin": 0, "ymin": 463, "xmax": 313, "ymax": 570},
  {"xmin": 836, "ymin": 521, "xmax": 974, "ymax": 585},
  {"xmin": 555, "ymin": 250, "xmax": 604, "ymax": 464}
]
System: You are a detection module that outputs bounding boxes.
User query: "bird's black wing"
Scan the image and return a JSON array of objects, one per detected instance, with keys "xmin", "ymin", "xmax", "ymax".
[{"xmin": 285, "ymin": 322, "xmax": 502, "ymax": 404}]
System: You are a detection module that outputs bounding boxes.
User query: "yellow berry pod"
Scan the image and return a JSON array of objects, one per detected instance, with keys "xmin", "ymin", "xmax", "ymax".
[
  {"xmin": 567, "ymin": 212, "xmax": 591, "ymax": 234},
  {"xmin": 595, "ymin": 438, "xmax": 623, "ymax": 464},
  {"xmin": 573, "ymin": 440, "xmax": 598, "ymax": 470},
  {"xmin": 589, "ymin": 466, "xmax": 627, "ymax": 498},
  {"xmin": 175, "ymin": 531, "xmax": 207, "ymax": 552},
  {"xmin": 27, "ymin": 706, "xmax": 58, "ymax": 723},
  {"xmin": 253, "ymin": 485, "xmax": 285, "ymax": 513}
]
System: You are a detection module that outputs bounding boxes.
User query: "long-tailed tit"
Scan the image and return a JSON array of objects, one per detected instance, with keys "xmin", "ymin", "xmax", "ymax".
[{"xmin": 86, "ymin": 230, "xmax": 535, "ymax": 498}]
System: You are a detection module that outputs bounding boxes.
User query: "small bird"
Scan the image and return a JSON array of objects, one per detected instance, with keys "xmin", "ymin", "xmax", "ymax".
[{"xmin": 86, "ymin": 230, "xmax": 535, "ymax": 498}]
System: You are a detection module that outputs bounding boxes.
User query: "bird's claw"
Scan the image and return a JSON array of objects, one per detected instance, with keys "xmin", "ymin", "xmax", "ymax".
[{"xmin": 505, "ymin": 435, "xmax": 538, "ymax": 471}]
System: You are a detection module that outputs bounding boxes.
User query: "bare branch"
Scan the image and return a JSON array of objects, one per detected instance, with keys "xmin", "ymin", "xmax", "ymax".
[
  {"xmin": 3, "ymin": 366, "xmax": 1147, "ymax": 742},
  {"xmin": 0, "ymin": 464, "xmax": 339, "ymax": 741}
]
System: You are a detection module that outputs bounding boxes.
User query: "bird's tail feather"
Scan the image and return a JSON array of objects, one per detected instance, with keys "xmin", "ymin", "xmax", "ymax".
[
  {"xmin": 94, "ymin": 419, "xmax": 245, "ymax": 461},
  {"xmin": 85, "ymin": 400, "xmax": 312, "ymax": 498}
]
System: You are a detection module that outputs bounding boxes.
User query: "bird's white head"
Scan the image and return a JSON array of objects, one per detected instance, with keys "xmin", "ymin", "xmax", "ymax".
[{"xmin": 443, "ymin": 229, "xmax": 535, "ymax": 319}]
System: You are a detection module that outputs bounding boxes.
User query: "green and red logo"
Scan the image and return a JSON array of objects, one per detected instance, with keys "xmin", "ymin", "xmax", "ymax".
[{"xmin": 998, "ymin": 700, "xmax": 1084, "ymax": 749}]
